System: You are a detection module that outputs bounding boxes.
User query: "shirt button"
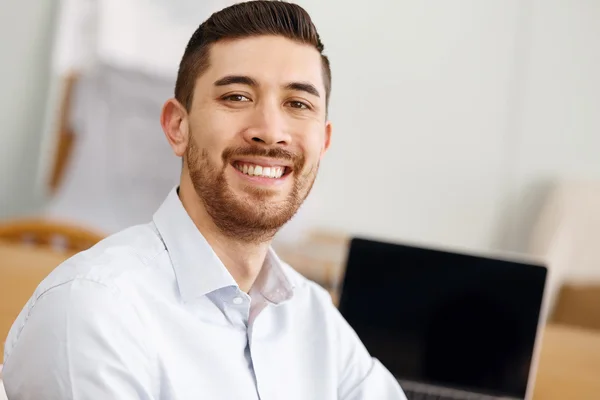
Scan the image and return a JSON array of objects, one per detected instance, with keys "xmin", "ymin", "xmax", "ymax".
[{"xmin": 232, "ymin": 296, "xmax": 243, "ymax": 305}]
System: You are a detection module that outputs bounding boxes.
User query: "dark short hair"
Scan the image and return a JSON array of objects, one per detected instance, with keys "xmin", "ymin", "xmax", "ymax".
[{"xmin": 175, "ymin": 0, "xmax": 331, "ymax": 111}]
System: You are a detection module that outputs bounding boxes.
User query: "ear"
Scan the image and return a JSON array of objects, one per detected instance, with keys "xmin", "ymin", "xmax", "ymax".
[
  {"xmin": 320, "ymin": 120, "xmax": 332, "ymax": 159},
  {"xmin": 161, "ymin": 98, "xmax": 189, "ymax": 157}
]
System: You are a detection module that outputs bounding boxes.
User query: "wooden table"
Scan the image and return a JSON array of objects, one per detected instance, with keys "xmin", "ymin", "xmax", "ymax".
[
  {"xmin": 0, "ymin": 241, "xmax": 71, "ymax": 345},
  {"xmin": 533, "ymin": 324, "xmax": 600, "ymax": 399}
]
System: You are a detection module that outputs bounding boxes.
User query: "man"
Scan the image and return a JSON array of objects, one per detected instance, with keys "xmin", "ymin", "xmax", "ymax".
[{"xmin": 2, "ymin": 2, "xmax": 406, "ymax": 399}]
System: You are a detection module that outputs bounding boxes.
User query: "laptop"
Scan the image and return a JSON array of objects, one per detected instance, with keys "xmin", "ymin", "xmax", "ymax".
[{"xmin": 337, "ymin": 237, "xmax": 548, "ymax": 400}]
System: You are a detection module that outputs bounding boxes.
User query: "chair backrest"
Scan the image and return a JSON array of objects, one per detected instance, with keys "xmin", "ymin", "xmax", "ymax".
[{"xmin": 0, "ymin": 218, "xmax": 104, "ymax": 254}]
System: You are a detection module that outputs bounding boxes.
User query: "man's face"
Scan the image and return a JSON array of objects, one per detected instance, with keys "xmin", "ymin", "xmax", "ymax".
[{"xmin": 184, "ymin": 36, "xmax": 331, "ymax": 242}]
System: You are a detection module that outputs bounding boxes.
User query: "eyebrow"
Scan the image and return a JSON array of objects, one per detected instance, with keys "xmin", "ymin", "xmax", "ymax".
[
  {"xmin": 284, "ymin": 82, "xmax": 321, "ymax": 98},
  {"xmin": 214, "ymin": 75, "xmax": 321, "ymax": 98},
  {"xmin": 214, "ymin": 75, "xmax": 258, "ymax": 87}
]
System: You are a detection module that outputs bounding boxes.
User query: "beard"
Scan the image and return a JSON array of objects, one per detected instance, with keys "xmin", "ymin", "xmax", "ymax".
[{"xmin": 186, "ymin": 135, "xmax": 318, "ymax": 243}]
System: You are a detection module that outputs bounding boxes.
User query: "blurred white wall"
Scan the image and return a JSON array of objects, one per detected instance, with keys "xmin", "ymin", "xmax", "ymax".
[
  {"xmin": 501, "ymin": 0, "xmax": 600, "ymax": 252},
  {"xmin": 295, "ymin": 0, "xmax": 600, "ymax": 253},
  {"xmin": 0, "ymin": 0, "xmax": 58, "ymax": 219},
  {"xmin": 295, "ymin": 0, "xmax": 523, "ymax": 252},
  {"xmin": 0, "ymin": 0, "xmax": 598, "ymax": 254}
]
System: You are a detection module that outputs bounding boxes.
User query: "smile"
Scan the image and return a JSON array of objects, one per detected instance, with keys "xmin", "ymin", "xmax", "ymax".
[{"xmin": 232, "ymin": 161, "xmax": 291, "ymax": 179}]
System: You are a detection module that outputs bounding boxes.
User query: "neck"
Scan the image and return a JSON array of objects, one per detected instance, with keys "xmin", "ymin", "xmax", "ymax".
[{"xmin": 178, "ymin": 178, "xmax": 270, "ymax": 293}]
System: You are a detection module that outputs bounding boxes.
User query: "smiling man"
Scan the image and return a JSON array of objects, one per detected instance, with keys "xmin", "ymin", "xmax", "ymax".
[{"xmin": 2, "ymin": 2, "xmax": 405, "ymax": 399}]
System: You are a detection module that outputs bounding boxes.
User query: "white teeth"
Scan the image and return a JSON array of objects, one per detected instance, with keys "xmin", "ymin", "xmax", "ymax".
[{"xmin": 235, "ymin": 163, "xmax": 286, "ymax": 178}]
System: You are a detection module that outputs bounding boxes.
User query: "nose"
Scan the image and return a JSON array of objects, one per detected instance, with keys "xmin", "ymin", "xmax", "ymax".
[{"xmin": 242, "ymin": 103, "xmax": 292, "ymax": 147}]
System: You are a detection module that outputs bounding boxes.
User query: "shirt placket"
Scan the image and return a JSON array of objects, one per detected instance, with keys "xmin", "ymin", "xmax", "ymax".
[{"xmin": 215, "ymin": 288, "xmax": 265, "ymax": 399}]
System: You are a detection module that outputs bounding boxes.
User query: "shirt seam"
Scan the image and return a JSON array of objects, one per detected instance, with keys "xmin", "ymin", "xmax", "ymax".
[
  {"xmin": 4, "ymin": 277, "xmax": 116, "ymax": 368},
  {"xmin": 5, "ymin": 246, "xmax": 165, "ymax": 369},
  {"xmin": 339, "ymin": 357, "xmax": 377, "ymax": 399},
  {"xmin": 5, "ymin": 276, "xmax": 159, "ymax": 395}
]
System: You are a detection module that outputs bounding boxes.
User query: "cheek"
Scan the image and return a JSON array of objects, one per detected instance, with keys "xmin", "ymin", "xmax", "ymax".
[
  {"xmin": 190, "ymin": 112, "xmax": 240, "ymax": 150},
  {"xmin": 296, "ymin": 128, "xmax": 327, "ymax": 160}
]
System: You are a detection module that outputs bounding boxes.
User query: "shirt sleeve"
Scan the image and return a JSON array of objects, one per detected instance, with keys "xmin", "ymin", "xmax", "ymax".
[
  {"xmin": 2, "ymin": 279, "xmax": 157, "ymax": 400},
  {"xmin": 330, "ymin": 304, "xmax": 407, "ymax": 400}
]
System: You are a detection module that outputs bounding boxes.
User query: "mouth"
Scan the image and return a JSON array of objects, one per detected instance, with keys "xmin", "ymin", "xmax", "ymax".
[{"xmin": 231, "ymin": 160, "xmax": 293, "ymax": 180}]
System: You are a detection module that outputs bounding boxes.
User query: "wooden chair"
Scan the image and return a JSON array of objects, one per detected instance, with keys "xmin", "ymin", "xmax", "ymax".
[{"xmin": 0, "ymin": 218, "xmax": 104, "ymax": 255}]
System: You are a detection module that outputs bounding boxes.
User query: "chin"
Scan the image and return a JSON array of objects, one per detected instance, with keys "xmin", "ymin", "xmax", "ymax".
[
  {"xmin": 230, "ymin": 179, "xmax": 291, "ymax": 201},
  {"xmin": 237, "ymin": 190, "xmax": 291, "ymax": 210}
]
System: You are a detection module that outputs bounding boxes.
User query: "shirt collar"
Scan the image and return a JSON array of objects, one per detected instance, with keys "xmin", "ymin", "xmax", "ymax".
[
  {"xmin": 153, "ymin": 187, "xmax": 295, "ymax": 303},
  {"xmin": 257, "ymin": 247, "xmax": 296, "ymax": 304}
]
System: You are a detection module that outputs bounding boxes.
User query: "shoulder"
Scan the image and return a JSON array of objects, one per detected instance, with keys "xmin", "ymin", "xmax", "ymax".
[
  {"xmin": 3, "ymin": 223, "xmax": 168, "ymax": 361},
  {"xmin": 2, "ymin": 267, "xmax": 158, "ymax": 397},
  {"xmin": 34, "ymin": 222, "xmax": 167, "ymax": 297}
]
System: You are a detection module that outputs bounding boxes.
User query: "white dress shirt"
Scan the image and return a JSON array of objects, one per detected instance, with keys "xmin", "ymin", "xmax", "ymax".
[{"xmin": 3, "ymin": 187, "xmax": 405, "ymax": 399}]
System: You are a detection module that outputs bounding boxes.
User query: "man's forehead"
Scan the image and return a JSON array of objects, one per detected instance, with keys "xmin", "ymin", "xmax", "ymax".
[{"xmin": 201, "ymin": 36, "xmax": 325, "ymax": 92}]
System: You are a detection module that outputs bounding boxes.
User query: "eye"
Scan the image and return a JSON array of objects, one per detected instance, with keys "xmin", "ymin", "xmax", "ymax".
[
  {"xmin": 223, "ymin": 94, "xmax": 251, "ymax": 102},
  {"xmin": 287, "ymin": 100, "xmax": 310, "ymax": 110}
]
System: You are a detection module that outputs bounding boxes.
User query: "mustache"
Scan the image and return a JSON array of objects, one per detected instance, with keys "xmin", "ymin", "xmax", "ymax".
[{"xmin": 222, "ymin": 146, "xmax": 305, "ymax": 170}]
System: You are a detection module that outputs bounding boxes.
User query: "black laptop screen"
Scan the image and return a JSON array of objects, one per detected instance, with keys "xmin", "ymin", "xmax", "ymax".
[{"xmin": 337, "ymin": 238, "xmax": 547, "ymax": 398}]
